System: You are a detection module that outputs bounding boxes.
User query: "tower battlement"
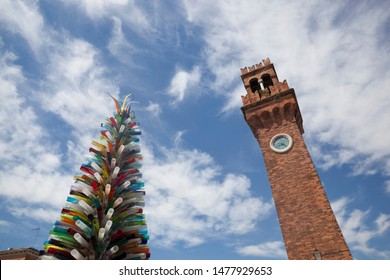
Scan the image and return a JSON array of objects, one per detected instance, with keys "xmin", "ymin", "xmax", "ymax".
[
  {"xmin": 240, "ymin": 57, "xmax": 272, "ymax": 75},
  {"xmin": 240, "ymin": 58, "xmax": 290, "ymax": 107}
]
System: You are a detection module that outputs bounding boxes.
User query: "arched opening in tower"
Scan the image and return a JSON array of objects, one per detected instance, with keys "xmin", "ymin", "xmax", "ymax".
[
  {"xmin": 249, "ymin": 78, "xmax": 260, "ymax": 93},
  {"xmin": 261, "ymin": 74, "xmax": 273, "ymax": 92}
]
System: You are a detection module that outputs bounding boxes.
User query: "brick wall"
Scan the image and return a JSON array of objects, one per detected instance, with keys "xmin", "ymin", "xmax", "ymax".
[{"xmin": 257, "ymin": 118, "xmax": 351, "ymax": 259}]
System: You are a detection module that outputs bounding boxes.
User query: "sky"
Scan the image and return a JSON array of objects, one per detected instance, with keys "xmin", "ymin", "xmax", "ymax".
[{"xmin": 0, "ymin": 0, "xmax": 389, "ymax": 260}]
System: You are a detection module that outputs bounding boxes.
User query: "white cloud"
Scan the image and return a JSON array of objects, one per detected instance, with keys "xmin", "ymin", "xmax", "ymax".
[
  {"xmin": 0, "ymin": 165, "xmax": 69, "ymax": 208},
  {"xmin": 0, "ymin": 29, "xmax": 129, "ymax": 231},
  {"xmin": 40, "ymin": 37, "xmax": 119, "ymax": 138},
  {"xmin": 144, "ymin": 101, "xmax": 162, "ymax": 118},
  {"xmin": 37, "ymin": 36, "xmax": 121, "ymax": 173},
  {"xmin": 0, "ymin": 49, "xmax": 70, "ymax": 226},
  {"xmin": 0, "ymin": 50, "xmax": 46, "ymax": 166},
  {"xmin": 107, "ymin": 17, "xmax": 138, "ymax": 65},
  {"xmin": 174, "ymin": 130, "xmax": 187, "ymax": 148},
  {"xmin": 182, "ymin": 0, "xmax": 390, "ymax": 176},
  {"xmin": 66, "ymin": 0, "xmax": 129, "ymax": 17},
  {"xmin": 235, "ymin": 241, "xmax": 287, "ymax": 259},
  {"xmin": 0, "ymin": 0, "xmax": 47, "ymax": 54},
  {"xmin": 8, "ymin": 205, "xmax": 61, "ymax": 224},
  {"xmin": 167, "ymin": 66, "xmax": 201, "ymax": 104},
  {"xmin": 61, "ymin": 0, "xmax": 152, "ymax": 34},
  {"xmin": 219, "ymin": 85, "xmax": 245, "ymax": 116},
  {"xmin": 0, "ymin": 1, "xmax": 143, "ymax": 233},
  {"xmin": 0, "ymin": 0, "xmax": 121, "ymax": 146},
  {"xmin": 143, "ymin": 143, "xmax": 273, "ymax": 248},
  {"xmin": 332, "ymin": 197, "xmax": 390, "ymax": 258},
  {"xmin": 0, "ymin": 220, "xmax": 11, "ymax": 228}
]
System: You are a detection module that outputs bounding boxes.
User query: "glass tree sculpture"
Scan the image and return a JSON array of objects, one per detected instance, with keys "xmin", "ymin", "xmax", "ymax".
[{"xmin": 41, "ymin": 95, "xmax": 150, "ymax": 260}]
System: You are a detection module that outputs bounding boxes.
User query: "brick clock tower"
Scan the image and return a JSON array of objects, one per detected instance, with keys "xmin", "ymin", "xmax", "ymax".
[{"xmin": 240, "ymin": 58, "xmax": 352, "ymax": 260}]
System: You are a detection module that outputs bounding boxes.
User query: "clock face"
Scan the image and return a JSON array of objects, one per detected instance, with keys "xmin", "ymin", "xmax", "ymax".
[{"xmin": 270, "ymin": 134, "xmax": 293, "ymax": 153}]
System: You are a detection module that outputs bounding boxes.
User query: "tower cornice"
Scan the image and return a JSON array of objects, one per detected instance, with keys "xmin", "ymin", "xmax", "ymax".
[
  {"xmin": 241, "ymin": 88, "xmax": 304, "ymax": 135},
  {"xmin": 241, "ymin": 88, "xmax": 297, "ymax": 115}
]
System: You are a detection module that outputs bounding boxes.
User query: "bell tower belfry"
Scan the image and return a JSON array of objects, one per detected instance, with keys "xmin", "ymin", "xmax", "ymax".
[{"xmin": 240, "ymin": 58, "xmax": 352, "ymax": 260}]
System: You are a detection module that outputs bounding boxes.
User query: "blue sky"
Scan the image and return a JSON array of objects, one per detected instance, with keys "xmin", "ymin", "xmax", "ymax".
[{"xmin": 0, "ymin": 0, "xmax": 389, "ymax": 260}]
